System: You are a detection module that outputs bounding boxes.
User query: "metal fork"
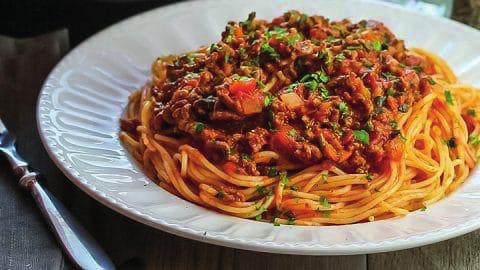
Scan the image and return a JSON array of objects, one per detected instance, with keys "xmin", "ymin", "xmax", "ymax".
[{"xmin": 0, "ymin": 118, "xmax": 115, "ymax": 270}]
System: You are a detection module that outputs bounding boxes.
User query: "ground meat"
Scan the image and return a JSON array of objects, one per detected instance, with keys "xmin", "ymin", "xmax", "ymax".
[{"xmin": 142, "ymin": 10, "xmax": 434, "ymax": 174}]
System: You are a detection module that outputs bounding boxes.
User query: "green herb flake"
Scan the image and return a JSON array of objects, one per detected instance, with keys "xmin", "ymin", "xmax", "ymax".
[
  {"xmin": 399, "ymin": 103, "xmax": 410, "ymax": 113},
  {"xmin": 319, "ymin": 196, "xmax": 331, "ymax": 209},
  {"xmin": 319, "ymin": 87, "xmax": 330, "ymax": 100},
  {"xmin": 287, "ymin": 129, "xmax": 297, "ymax": 138},
  {"xmin": 241, "ymin": 153, "xmax": 252, "ymax": 160},
  {"xmin": 215, "ymin": 191, "xmax": 225, "ymax": 199},
  {"xmin": 323, "ymin": 211, "xmax": 332, "ymax": 218},
  {"xmin": 366, "ymin": 121, "xmax": 374, "ymax": 132},
  {"xmin": 335, "ymin": 53, "xmax": 346, "ymax": 61},
  {"xmin": 412, "ymin": 65, "xmax": 423, "ymax": 73},
  {"xmin": 255, "ymin": 214, "xmax": 262, "ymax": 221},
  {"xmin": 353, "ymin": 130, "xmax": 370, "ymax": 145},
  {"xmin": 389, "ymin": 120, "xmax": 398, "ymax": 129},
  {"xmin": 224, "ymin": 53, "xmax": 230, "ymax": 63},
  {"xmin": 444, "ymin": 90, "xmax": 455, "ymax": 105},
  {"xmin": 365, "ymin": 172, "xmax": 373, "ymax": 181},
  {"xmin": 260, "ymin": 43, "xmax": 279, "ymax": 59},
  {"xmin": 421, "ymin": 206, "xmax": 427, "ymax": 211},
  {"xmin": 338, "ymin": 102, "xmax": 349, "ymax": 117},
  {"xmin": 444, "ymin": 137, "xmax": 456, "ymax": 148},
  {"xmin": 264, "ymin": 95, "xmax": 273, "ymax": 107},
  {"xmin": 287, "ymin": 34, "xmax": 302, "ymax": 45},
  {"xmin": 267, "ymin": 166, "xmax": 279, "ymax": 177},
  {"xmin": 386, "ymin": 88, "xmax": 396, "ymax": 96},
  {"xmin": 427, "ymin": 77, "xmax": 436, "ymax": 85},
  {"xmin": 374, "ymin": 96, "xmax": 386, "ymax": 108},
  {"xmin": 186, "ymin": 53, "xmax": 195, "ymax": 65},
  {"xmin": 469, "ymin": 134, "xmax": 480, "ymax": 146},
  {"xmin": 256, "ymin": 185, "xmax": 273, "ymax": 196},
  {"xmin": 273, "ymin": 221, "xmax": 281, "ymax": 226},
  {"xmin": 372, "ymin": 40, "xmax": 382, "ymax": 52},
  {"xmin": 209, "ymin": 43, "xmax": 219, "ymax": 53},
  {"xmin": 194, "ymin": 122, "xmax": 205, "ymax": 134},
  {"xmin": 279, "ymin": 172, "xmax": 289, "ymax": 185},
  {"xmin": 321, "ymin": 173, "xmax": 328, "ymax": 183},
  {"xmin": 468, "ymin": 108, "xmax": 476, "ymax": 117},
  {"xmin": 290, "ymin": 185, "xmax": 299, "ymax": 191}
]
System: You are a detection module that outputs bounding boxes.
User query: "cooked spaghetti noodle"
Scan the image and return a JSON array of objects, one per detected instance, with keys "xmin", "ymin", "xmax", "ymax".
[{"xmin": 120, "ymin": 11, "xmax": 480, "ymax": 225}]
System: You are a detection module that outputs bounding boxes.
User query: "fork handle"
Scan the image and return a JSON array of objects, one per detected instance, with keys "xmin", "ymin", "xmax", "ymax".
[{"xmin": 15, "ymin": 166, "xmax": 116, "ymax": 270}]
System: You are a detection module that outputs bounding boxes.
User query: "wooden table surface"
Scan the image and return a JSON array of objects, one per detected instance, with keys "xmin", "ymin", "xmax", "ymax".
[{"xmin": 0, "ymin": 0, "xmax": 479, "ymax": 269}]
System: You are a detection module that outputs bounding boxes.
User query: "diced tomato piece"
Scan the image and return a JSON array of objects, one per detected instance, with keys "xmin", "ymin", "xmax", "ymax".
[
  {"xmin": 270, "ymin": 130, "xmax": 297, "ymax": 155},
  {"xmin": 185, "ymin": 79, "xmax": 199, "ymax": 88},
  {"xmin": 234, "ymin": 26, "xmax": 244, "ymax": 39},
  {"xmin": 229, "ymin": 79, "xmax": 264, "ymax": 115},
  {"xmin": 229, "ymin": 79, "xmax": 257, "ymax": 99},
  {"xmin": 222, "ymin": 162, "xmax": 238, "ymax": 174}
]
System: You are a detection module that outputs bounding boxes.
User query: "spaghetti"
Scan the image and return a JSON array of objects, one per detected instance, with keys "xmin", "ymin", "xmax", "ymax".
[{"xmin": 120, "ymin": 11, "xmax": 480, "ymax": 225}]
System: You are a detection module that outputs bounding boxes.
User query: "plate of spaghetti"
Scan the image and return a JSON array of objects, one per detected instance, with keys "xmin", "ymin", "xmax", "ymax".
[{"xmin": 37, "ymin": 0, "xmax": 480, "ymax": 254}]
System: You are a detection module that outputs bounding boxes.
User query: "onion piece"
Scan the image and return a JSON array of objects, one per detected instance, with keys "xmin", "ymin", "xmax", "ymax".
[{"xmin": 280, "ymin": 92, "xmax": 304, "ymax": 110}]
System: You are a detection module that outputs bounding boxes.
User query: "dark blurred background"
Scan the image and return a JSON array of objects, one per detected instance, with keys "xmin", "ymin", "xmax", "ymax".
[{"xmin": 0, "ymin": 0, "xmax": 186, "ymax": 46}]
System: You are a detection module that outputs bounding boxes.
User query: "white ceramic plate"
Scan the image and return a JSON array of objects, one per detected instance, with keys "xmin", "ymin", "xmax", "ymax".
[{"xmin": 37, "ymin": 0, "xmax": 480, "ymax": 255}]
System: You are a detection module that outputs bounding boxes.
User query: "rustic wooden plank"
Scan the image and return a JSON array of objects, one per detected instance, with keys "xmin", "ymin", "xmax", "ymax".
[
  {"xmin": 368, "ymin": 230, "xmax": 480, "ymax": 270},
  {"xmin": 232, "ymin": 250, "xmax": 365, "ymax": 270}
]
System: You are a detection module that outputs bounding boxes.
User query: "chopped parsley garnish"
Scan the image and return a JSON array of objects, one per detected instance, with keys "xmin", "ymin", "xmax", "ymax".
[
  {"xmin": 287, "ymin": 33, "xmax": 302, "ymax": 45},
  {"xmin": 381, "ymin": 72, "xmax": 397, "ymax": 81},
  {"xmin": 241, "ymin": 153, "xmax": 252, "ymax": 160},
  {"xmin": 374, "ymin": 96, "xmax": 386, "ymax": 107},
  {"xmin": 290, "ymin": 185, "xmax": 299, "ymax": 191},
  {"xmin": 319, "ymin": 87, "xmax": 330, "ymax": 100},
  {"xmin": 260, "ymin": 43, "xmax": 279, "ymax": 58},
  {"xmin": 444, "ymin": 90, "xmax": 455, "ymax": 105},
  {"xmin": 321, "ymin": 173, "xmax": 328, "ymax": 183},
  {"xmin": 264, "ymin": 95, "xmax": 274, "ymax": 107},
  {"xmin": 186, "ymin": 53, "xmax": 195, "ymax": 65},
  {"xmin": 366, "ymin": 121, "xmax": 374, "ymax": 132},
  {"xmin": 399, "ymin": 103, "xmax": 410, "ymax": 113},
  {"xmin": 287, "ymin": 129, "xmax": 297, "ymax": 138},
  {"xmin": 468, "ymin": 108, "xmax": 476, "ymax": 117},
  {"xmin": 335, "ymin": 53, "xmax": 346, "ymax": 61},
  {"xmin": 386, "ymin": 88, "xmax": 396, "ymax": 96},
  {"xmin": 194, "ymin": 122, "xmax": 205, "ymax": 134},
  {"xmin": 365, "ymin": 172, "xmax": 373, "ymax": 181},
  {"xmin": 267, "ymin": 166, "xmax": 279, "ymax": 177},
  {"xmin": 209, "ymin": 43, "xmax": 220, "ymax": 52},
  {"xmin": 469, "ymin": 134, "xmax": 480, "ymax": 146},
  {"xmin": 338, "ymin": 102, "xmax": 349, "ymax": 117},
  {"xmin": 421, "ymin": 206, "xmax": 427, "ymax": 211},
  {"xmin": 267, "ymin": 110, "xmax": 275, "ymax": 130},
  {"xmin": 427, "ymin": 77, "xmax": 436, "ymax": 85},
  {"xmin": 215, "ymin": 191, "xmax": 225, "ymax": 199},
  {"xmin": 238, "ymin": 47, "xmax": 246, "ymax": 58},
  {"xmin": 300, "ymin": 70, "xmax": 329, "ymax": 92},
  {"xmin": 321, "ymin": 49, "xmax": 334, "ymax": 66},
  {"xmin": 372, "ymin": 40, "xmax": 382, "ymax": 52},
  {"xmin": 412, "ymin": 65, "xmax": 423, "ymax": 73},
  {"xmin": 224, "ymin": 53, "xmax": 230, "ymax": 63},
  {"xmin": 255, "ymin": 214, "xmax": 262, "ymax": 221},
  {"xmin": 273, "ymin": 221, "xmax": 281, "ymax": 226},
  {"xmin": 353, "ymin": 130, "xmax": 370, "ymax": 145},
  {"xmin": 279, "ymin": 172, "xmax": 289, "ymax": 185},
  {"xmin": 399, "ymin": 133, "xmax": 407, "ymax": 141},
  {"xmin": 256, "ymin": 185, "xmax": 273, "ymax": 196},
  {"xmin": 389, "ymin": 120, "xmax": 398, "ymax": 129},
  {"xmin": 444, "ymin": 137, "xmax": 456, "ymax": 148},
  {"xmin": 319, "ymin": 196, "xmax": 331, "ymax": 209}
]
